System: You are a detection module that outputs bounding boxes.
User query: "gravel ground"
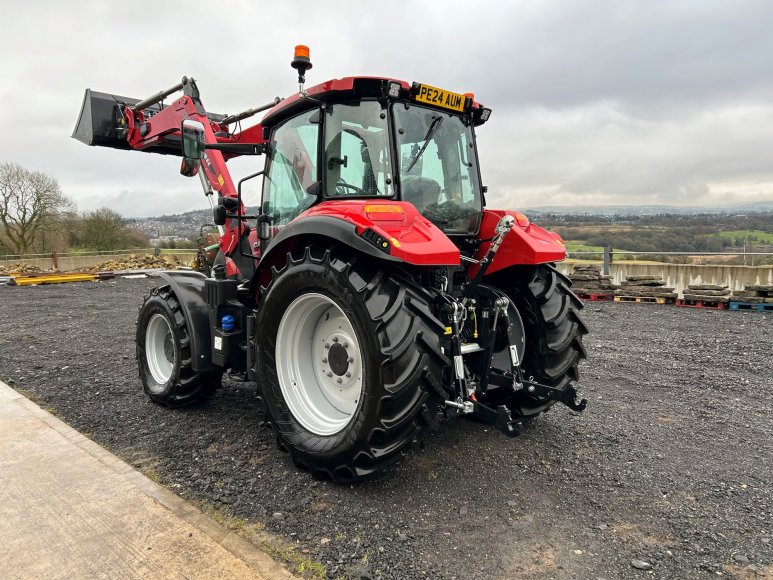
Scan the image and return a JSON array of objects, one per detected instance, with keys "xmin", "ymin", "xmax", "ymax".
[{"xmin": 1, "ymin": 277, "xmax": 771, "ymax": 579}]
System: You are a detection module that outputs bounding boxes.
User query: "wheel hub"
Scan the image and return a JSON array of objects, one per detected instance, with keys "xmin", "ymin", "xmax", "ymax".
[
  {"xmin": 327, "ymin": 343, "xmax": 349, "ymax": 376},
  {"xmin": 163, "ymin": 335, "xmax": 174, "ymax": 363}
]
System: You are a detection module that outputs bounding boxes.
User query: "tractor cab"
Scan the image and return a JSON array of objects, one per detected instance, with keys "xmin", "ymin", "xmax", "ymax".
[{"xmin": 259, "ymin": 74, "xmax": 491, "ymax": 241}]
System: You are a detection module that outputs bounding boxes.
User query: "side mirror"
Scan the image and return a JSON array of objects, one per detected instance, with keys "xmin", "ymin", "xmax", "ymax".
[{"xmin": 181, "ymin": 119, "xmax": 206, "ymax": 161}]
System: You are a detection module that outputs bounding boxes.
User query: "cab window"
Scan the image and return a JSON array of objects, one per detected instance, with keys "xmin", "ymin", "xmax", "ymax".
[
  {"xmin": 263, "ymin": 110, "xmax": 320, "ymax": 226},
  {"xmin": 324, "ymin": 102, "xmax": 393, "ymax": 197}
]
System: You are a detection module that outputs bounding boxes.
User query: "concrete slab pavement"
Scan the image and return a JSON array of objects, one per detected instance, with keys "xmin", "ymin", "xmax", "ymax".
[{"xmin": 0, "ymin": 380, "xmax": 294, "ymax": 579}]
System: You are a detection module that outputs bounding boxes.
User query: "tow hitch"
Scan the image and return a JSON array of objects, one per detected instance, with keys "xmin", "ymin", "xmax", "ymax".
[
  {"xmin": 445, "ymin": 398, "xmax": 522, "ymax": 437},
  {"xmin": 521, "ymin": 380, "xmax": 587, "ymax": 412}
]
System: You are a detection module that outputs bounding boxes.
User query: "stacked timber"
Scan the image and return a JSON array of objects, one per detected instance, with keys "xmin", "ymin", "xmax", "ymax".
[
  {"xmin": 682, "ymin": 284, "xmax": 731, "ymax": 304},
  {"xmin": 615, "ymin": 275, "xmax": 677, "ymax": 302},
  {"xmin": 567, "ymin": 264, "xmax": 618, "ymax": 298},
  {"xmin": 730, "ymin": 285, "xmax": 773, "ymax": 305}
]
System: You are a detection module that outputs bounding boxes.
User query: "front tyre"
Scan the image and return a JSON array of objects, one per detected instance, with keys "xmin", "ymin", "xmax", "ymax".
[
  {"xmin": 136, "ymin": 286, "xmax": 222, "ymax": 406},
  {"xmin": 255, "ymin": 247, "xmax": 445, "ymax": 482}
]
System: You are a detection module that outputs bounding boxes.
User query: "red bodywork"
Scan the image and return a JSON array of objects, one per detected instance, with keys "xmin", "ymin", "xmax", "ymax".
[
  {"xmin": 282, "ymin": 201, "xmax": 566, "ymax": 270},
  {"xmin": 116, "ymin": 76, "xmax": 565, "ymax": 278},
  {"xmin": 299, "ymin": 201, "xmax": 460, "ymax": 266},
  {"xmin": 471, "ymin": 210, "xmax": 566, "ymax": 277}
]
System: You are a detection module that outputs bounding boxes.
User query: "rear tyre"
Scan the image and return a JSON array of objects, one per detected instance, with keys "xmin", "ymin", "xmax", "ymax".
[
  {"xmin": 490, "ymin": 264, "xmax": 588, "ymax": 418},
  {"xmin": 136, "ymin": 286, "xmax": 222, "ymax": 406},
  {"xmin": 255, "ymin": 246, "xmax": 446, "ymax": 482}
]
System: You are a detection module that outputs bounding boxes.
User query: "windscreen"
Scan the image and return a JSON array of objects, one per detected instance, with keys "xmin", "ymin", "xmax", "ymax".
[{"xmin": 393, "ymin": 103, "xmax": 483, "ymax": 234}]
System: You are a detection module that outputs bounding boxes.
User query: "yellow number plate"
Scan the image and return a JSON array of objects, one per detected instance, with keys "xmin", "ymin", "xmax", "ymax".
[{"xmin": 414, "ymin": 84, "xmax": 466, "ymax": 112}]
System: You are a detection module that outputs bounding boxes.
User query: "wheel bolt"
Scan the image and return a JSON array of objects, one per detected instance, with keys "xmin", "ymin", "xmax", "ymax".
[
  {"xmin": 348, "ymin": 357, "xmax": 354, "ymax": 363},
  {"xmin": 327, "ymin": 372, "xmax": 333, "ymax": 378},
  {"xmin": 346, "ymin": 372, "xmax": 351, "ymax": 378},
  {"xmin": 325, "ymin": 343, "xmax": 330, "ymax": 349},
  {"xmin": 343, "ymin": 342, "xmax": 349, "ymax": 349},
  {"xmin": 336, "ymin": 378, "xmax": 342, "ymax": 384},
  {"xmin": 322, "ymin": 358, "xmax": 327, "ymax": 363},
  {"xmin": 332, "ymin": 337, "xmax": 339, "ymax": 343}
]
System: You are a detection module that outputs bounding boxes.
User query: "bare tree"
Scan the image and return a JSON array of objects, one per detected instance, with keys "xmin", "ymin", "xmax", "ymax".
[{"xmin": 0, "ymin": 162, "xmax": 75, "ymax": 255}]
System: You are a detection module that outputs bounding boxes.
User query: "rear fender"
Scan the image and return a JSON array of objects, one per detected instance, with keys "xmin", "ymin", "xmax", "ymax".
[
  {"xmin": 252, "ymin": 201, "xmax": 460, "ymax": 296},
  {"xmin": 299, "ymin": 200, "xmax": 460, "ymax": 266},
  {"xmin": 153, "ymin": 271, "xmax": 215, "ymax": 372},
  {"xmin": 470, "ymin": 209, "xmax": 566, "ymax": 276}
]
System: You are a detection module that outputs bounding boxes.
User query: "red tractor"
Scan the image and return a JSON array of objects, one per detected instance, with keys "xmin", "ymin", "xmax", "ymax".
[{"xmin": 74, "ymin": 47, "xmax": 587, "ymax": 481}]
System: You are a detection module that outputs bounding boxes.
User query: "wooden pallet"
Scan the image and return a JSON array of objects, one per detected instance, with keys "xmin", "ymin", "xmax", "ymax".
[
  {"xmin": 729, "ymin": 301, "xmax": 773, "ymax": 312},
  {"xmin": 614, "ymin": 295, "xmax": 674, "ymax": 305},
  {"xmin": 675, "ymin": 298, "xmax": 727, "ymax": 310},
  {"xmin": 577, "ymin": 292, "xmax": 613, "ymax": 301}
]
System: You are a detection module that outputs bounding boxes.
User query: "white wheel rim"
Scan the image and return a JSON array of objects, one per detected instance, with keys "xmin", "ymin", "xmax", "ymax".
[
  {"xmin": 276, "ymin": 293, "xmax": 364, "ymax": 436},
  {"xmin": 146, "ymin": 313, "xmax": 175, "ymax": 386}
]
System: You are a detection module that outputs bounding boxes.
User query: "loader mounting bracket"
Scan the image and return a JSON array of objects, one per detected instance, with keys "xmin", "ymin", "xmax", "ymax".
[{"xmin": 522, "ymin": 380, "xmax": 588, "ymax": 413}]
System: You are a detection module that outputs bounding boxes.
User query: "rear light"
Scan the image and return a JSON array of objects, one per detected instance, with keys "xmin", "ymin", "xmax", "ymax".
[{"xmin": 365, "ymin": 204, "xmax": 405, "ymax": 221}]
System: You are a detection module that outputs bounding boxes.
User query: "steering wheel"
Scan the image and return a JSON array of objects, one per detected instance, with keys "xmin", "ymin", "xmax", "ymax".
[{"xmin": 336, "ymin": 179, "xmax": 369, "ymax": 196}]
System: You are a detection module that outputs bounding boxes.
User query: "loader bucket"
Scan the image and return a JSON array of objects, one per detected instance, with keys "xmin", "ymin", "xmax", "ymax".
[
  {"xmin": 72, "ymin": 89, "xmax": 163, "ymax": 151},
  {"xmin": 72, "ymin": 89, "xmax": 226, "ymax": 156}
]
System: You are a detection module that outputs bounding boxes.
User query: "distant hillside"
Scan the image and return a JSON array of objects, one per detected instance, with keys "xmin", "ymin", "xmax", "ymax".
[
  {"xmin": 525, "ymin": 201, "xmax": 773, "ymax": 216},
  {"xmin": 137, "ymin": 208, "xmax": 212, "ymax": 223},
  {"xmin": 125, "ymin": 207, "xmax": 259, "ymax": 241}
]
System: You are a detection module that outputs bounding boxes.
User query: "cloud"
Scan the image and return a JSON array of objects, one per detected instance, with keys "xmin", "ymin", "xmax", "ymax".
[
  {"xmin": 481, "ymin": 100, "xmax": 773, "ymax": 208},
  {"xmin": 1, "ymin": 0, "xmax": 772, "ymax": 215}
]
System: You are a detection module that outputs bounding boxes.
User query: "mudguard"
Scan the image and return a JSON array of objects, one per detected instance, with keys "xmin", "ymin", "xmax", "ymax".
[
  {"xmin": 153, "ymin": 271, "xmax": 215, "ymax": 372},
  {"xmin": 264, "ymin": 215, "xmax": 404, "ymax": 266},
  {"xmin": 253, "ymin": 200, "xmax": 461, "ymax": 293},
  {"xmin": 472, "ymin": 209, "xmax": 566, "ymax": 276}
]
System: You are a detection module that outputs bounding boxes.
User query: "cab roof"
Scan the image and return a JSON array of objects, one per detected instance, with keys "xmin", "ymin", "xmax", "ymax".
[{"xmin": 260, "ymin": 76, "xmax": 485, "ymax": 127}]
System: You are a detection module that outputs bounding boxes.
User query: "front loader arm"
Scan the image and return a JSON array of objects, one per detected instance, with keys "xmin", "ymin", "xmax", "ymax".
[
  {"xmin": 118, "ymin": 78, "xmax": 265, "ymax": 269},
  {"xmin": 73, "ymin": 76, "xmax": 280, "ymax": 276},
  {"xmin": 122, "ymin": 78, "xmax": 238, "ymax": 200}
]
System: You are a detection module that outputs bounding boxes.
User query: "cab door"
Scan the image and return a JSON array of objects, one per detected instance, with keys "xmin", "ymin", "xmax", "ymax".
[{"xmin": 260, "ymin": 109, "xmax": 321, "ymax": 247}]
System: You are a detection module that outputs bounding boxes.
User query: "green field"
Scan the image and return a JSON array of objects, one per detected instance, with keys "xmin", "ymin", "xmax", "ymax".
[
  {"xmin": 705, "ymin": 229, "xmax": 773, "ymax": 243},
  {"xmin": 564, "ymin": 241, "xmax": 604, "ymax": 253}
]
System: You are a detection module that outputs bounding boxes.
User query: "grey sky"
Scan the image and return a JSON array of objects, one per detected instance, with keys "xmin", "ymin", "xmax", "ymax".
[{"xmin": 1, "ymin": 0, "xmax": 772, "ymax": 216}]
